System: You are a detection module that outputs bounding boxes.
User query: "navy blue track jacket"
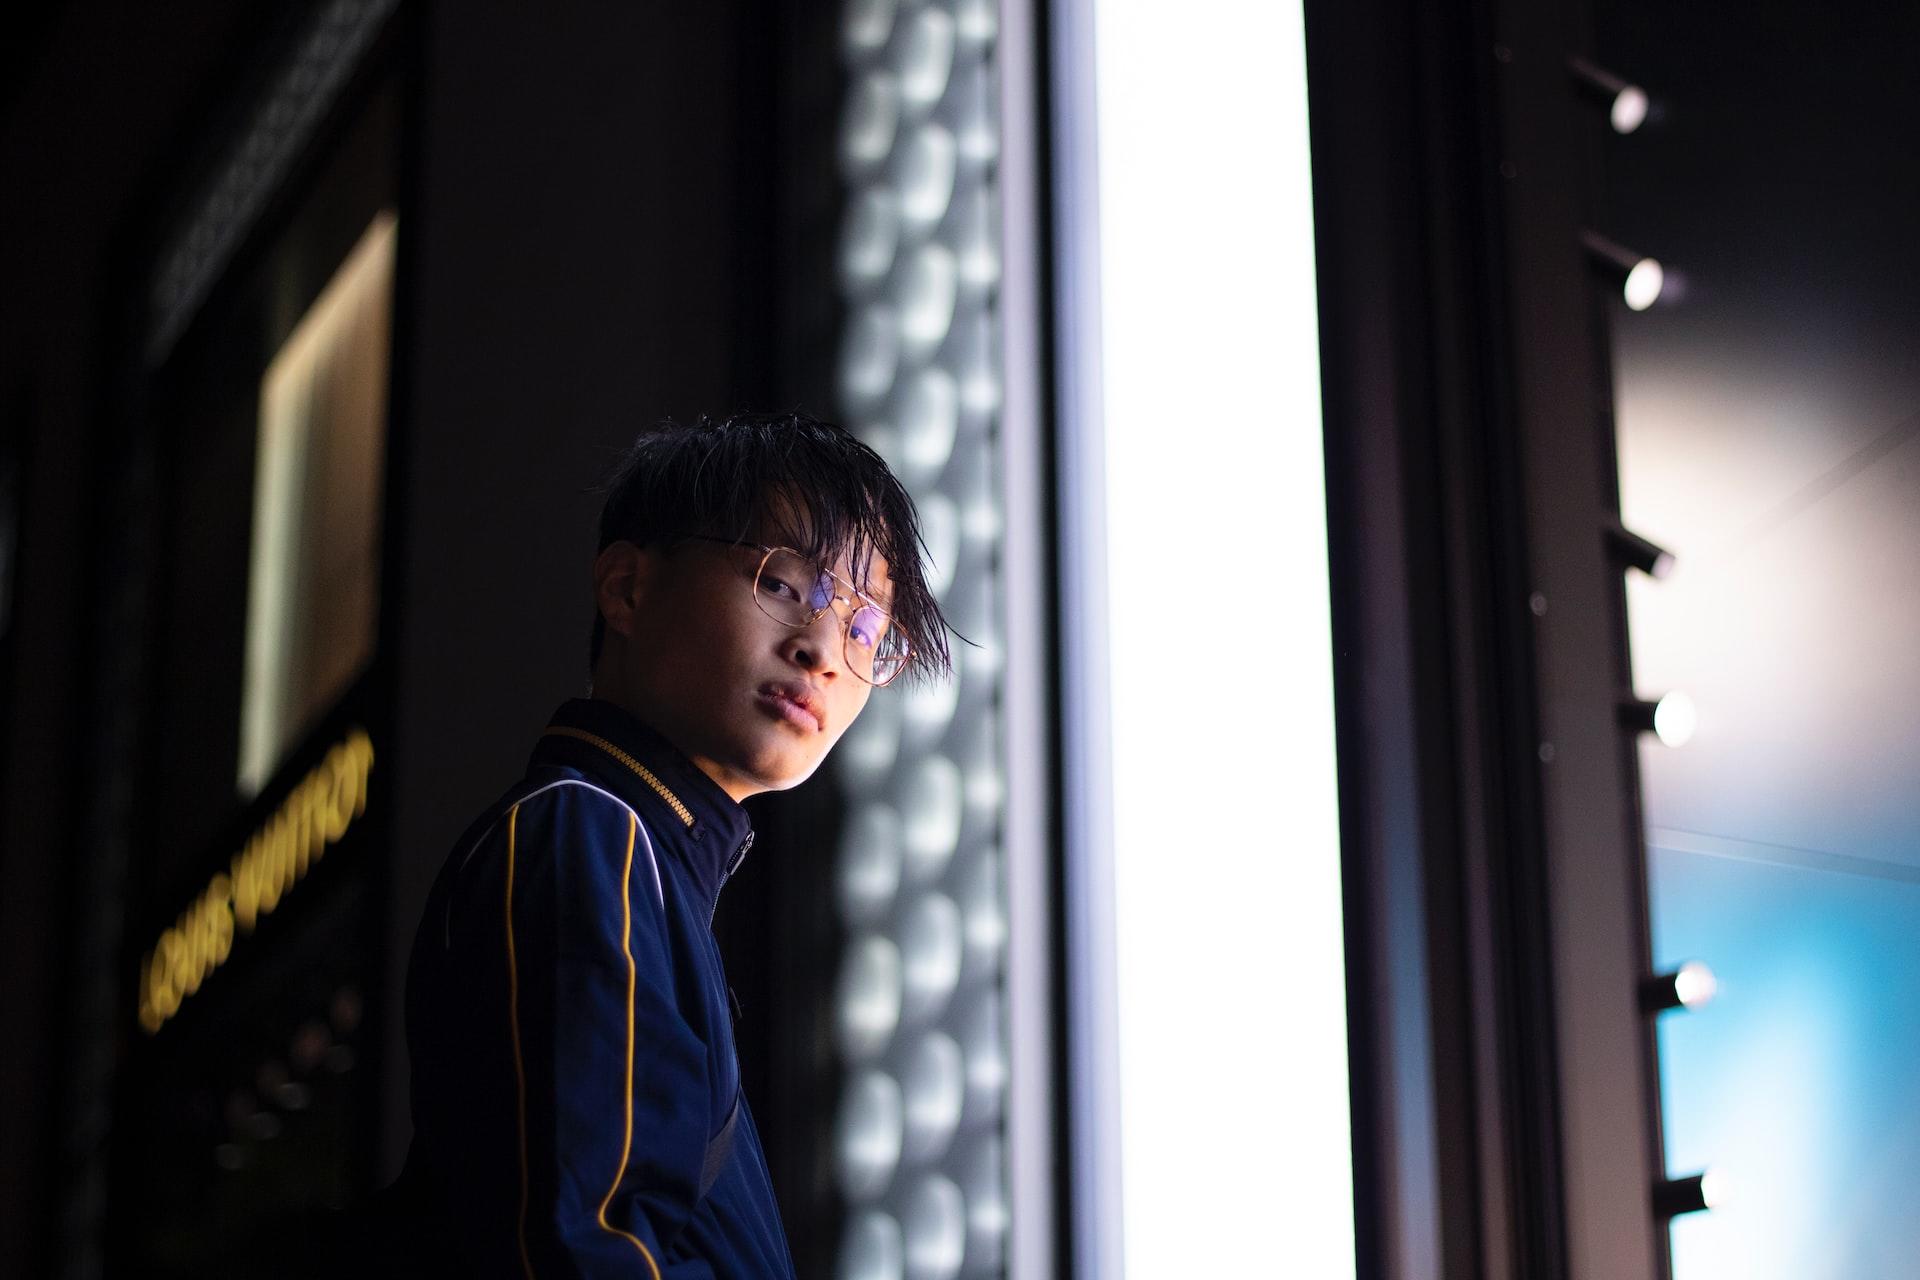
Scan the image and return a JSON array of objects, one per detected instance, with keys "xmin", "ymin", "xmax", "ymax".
[{"xmin": 396, "ymin": 697, "xmax": 796, "ymax": 1278}]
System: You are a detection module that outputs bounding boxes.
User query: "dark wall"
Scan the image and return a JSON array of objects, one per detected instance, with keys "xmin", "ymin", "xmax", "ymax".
[
  {"xmin": 379, "ymin": 19, "xmax": 851, "ymax": 1276},
  {"xmin": 0, "ymin": 7, "xmax": 269, "ymax": 1276}
]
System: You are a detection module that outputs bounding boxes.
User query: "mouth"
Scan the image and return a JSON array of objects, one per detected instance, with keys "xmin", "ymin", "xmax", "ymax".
[{"xmin": 757, "ymin": 684, "xmax": 823, "ymax": 733}]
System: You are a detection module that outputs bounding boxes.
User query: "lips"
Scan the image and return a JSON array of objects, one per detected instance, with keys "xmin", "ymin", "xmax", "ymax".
[{"xmin": 758, "ymin": 681, "xmax": 824, "ymax": 732}]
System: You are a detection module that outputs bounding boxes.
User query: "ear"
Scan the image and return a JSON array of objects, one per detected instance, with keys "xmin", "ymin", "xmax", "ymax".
[{"xmin": 593, "ymin": 541, "xmax": 659, "ymax": 644}]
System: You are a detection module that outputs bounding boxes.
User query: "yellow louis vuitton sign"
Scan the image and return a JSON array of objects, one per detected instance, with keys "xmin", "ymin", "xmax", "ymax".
[{"xmin": 137, "ymin": 729, "xmax": 374, "ymax": 1034}]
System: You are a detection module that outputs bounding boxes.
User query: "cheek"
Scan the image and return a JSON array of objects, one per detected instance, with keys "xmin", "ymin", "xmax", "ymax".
[
  {"xmin": 830, "ymin": 689, "xmax": 874, "ymax": 737},
  {"xmin": 642, "ymin": 618, "xmax": 753, "ymax": 700},
  {"xmin": 679, "ymin": 593, "xmax": 769, "ymax": 663}
]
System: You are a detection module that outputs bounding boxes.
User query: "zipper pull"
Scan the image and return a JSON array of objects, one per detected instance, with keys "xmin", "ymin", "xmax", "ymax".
[{"xmin": 723, "ymin": 830, "xmax": 756, "ymax": 881}]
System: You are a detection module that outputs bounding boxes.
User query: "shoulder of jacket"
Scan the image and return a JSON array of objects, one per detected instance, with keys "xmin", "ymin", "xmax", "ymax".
[
  {"xmin": 460, "ymin": 775, "xmax": 666, "ymax": 909},
  {"xmin": 507, "ymin": 773, "xmax": 642, "ymax": 826}
]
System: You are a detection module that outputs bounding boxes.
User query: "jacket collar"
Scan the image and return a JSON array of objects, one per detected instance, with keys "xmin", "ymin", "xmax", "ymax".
[{"xmin": 530, "ymin": 697, "xmax": 756, "ymax": 918}]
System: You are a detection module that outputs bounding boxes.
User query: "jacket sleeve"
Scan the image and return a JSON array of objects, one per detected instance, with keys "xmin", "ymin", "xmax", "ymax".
[{"xmin": 501, "ymin": 782, "xmax": 715, "ymax": 1279}]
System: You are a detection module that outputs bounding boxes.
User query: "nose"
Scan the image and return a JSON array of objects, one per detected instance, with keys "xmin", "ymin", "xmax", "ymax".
[{"xmin": 782, "ymin": 605, "xmax": 846, "ymax": 677}]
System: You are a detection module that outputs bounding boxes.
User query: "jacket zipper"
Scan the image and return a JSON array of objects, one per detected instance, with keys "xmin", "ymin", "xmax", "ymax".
[
  {"xmin": 723, "ymin": 830, "xmax": 755, "ymax": 881},
  {"xmin": 711, "ymin": 831, "xmax": 755, "ymax": 927},
  {"xmin": 541, "ymin": 726, "xmax": 695, "ymax": 827}
]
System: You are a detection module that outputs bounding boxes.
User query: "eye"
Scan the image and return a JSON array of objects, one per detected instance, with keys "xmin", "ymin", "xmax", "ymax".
[
  {"xmin": 764, "ymin": 572, "xmax": 803, "ymax": 602},
  {"xmin": 849, "ymin": 605, "xmax": 886, "ymax": 650}
]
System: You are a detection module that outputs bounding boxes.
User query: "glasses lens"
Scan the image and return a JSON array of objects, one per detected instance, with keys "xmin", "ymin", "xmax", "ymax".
[
  {"xmin": 847, "ymin": 603, "xmax": 911, "ymax": 686},
  {"xmin": 755, "ymin": 549, "xmax": 836, "ymax": 625}
]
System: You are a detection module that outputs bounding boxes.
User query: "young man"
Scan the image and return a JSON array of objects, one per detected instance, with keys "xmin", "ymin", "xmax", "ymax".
[{"xmin": 387, "ymin": 411, "xmax": 950, "ymax": 1277}]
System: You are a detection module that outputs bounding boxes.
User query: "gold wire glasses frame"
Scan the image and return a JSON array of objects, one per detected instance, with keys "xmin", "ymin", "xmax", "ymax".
[{"xmin": 678, "ymin": 534, "xmax": 913, "ymax": 687}]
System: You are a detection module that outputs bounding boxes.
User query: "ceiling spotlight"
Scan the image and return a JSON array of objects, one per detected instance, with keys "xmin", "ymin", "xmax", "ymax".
[
  {"xmin": 1623, "ymin": 259, "xmax": 1665, "ymax": 311},
  {"xmin": 1618, "ymin": 690, "xmax": 1696, "ymax": 747},
  {"xmin": 1568, "ymin": 58, "xmax": 1651, "ymax": 135},
  {"xmin": 1611, "ymin": 88, "xmax": 1649, "ymax": 134},
  {"xmin": 1654, "ymin": 1168, "xmax": 1728, "ymax": 1218},
  {"xmin": 1583, "ymin": 230, "xmax": 1666, "ymax": 311},
  {"xmin": 1605, "ymin": 519, "xmax": 1675, "ymax": 578},
  {"xmin": 1640, "ymin": 960, "xmax": 1717, "ymax": 1013},
  {"xmin": 1653, "ymin": 691, "xmax": 1696, "ymax": 747},
  {"xmin": 1672, "ymin": 960, "xmax": 1717, "ymax": 1007}
]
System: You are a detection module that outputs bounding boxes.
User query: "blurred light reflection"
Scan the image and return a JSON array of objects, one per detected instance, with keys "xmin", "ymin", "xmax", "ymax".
[
  {"xmin": 841, "ymin": 190, "xmax": 901, "ymax": 294},
  {"xmin": 893, "ymin": 125, "xmax": 957, "ymax": 237},
  {"xmin": 838, "ymin": 935, "xmax": 905, "ymax": 1061},
  {"xmin": 839, "ymin": 803, "xmax": 905, "ymax": 925},
  {"xmin": 892, "ymin": 244, "xmax": 959, "ymax": 360},
  {"xmin": 900, "ymin": 1174, "xmax": 966, "ymax": 1280},
  {"xmin": 891, "ymin": 8, "xmax": 956, "ymax": 118},
  {"xmin": 837, "ymin": 1069, "xmax": 906, "ymax": 1201},
  {"xmin": 840, "ymin": 305, "xmax": 901, "ymax": 412},
  {"xmin": 840, "ymin": 1210, "xmax": 905, "ymax": 1280},
  {"xmin": 842, "ymin": 73, "xmax": 901, "ymax": 173},
  {"xmin": 899, "ymin": 893, "xmax": 964, "ymax": 1023},
  {"xmin": 901, "ymin": 1031, "xmax": 965, "ymax": 1161},
  {"xmin": 842, "ymin": 0, "xmax": 896, "ymax": 62}
]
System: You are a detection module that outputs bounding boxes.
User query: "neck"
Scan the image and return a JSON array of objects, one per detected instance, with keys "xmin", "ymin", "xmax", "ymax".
[{"xmin": 586, "ymin": 682, "xmax": 764, "ymax": 804}]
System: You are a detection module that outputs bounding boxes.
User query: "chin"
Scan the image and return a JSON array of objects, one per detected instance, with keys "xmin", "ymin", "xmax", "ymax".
[
  {"xmin": 759, "ymin": 755, "xmax": 824, "ymax": 792},
  {"xmin": 733, "ymin": 737, "xmax": 826, "ymax": 794}
]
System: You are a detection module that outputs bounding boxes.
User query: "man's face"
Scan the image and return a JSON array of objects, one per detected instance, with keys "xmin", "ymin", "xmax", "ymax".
[{"xmin": 595, "ymin": 533, "xmax": 890, "ymax": 802}]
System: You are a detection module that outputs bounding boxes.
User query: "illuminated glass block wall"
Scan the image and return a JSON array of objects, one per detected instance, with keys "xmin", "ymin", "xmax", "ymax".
[{"xmin": 829, "ymin": 1, "xmax": 1011, "ymax": 1277}]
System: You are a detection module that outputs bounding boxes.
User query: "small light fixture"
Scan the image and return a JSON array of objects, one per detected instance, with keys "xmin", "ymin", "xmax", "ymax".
[
  {"xmin": 1654, "ymin": 1168, "xmax": 1729, "ymax": 1218},
  {"xmin": 1618, "ymin": 691, "xmax": 1696, "ymax": 747},
  {"xmin": 1568, "ymin": 58, "xmax": 1651, "ymax": 135},
  {"xmin": 1605, "ymin": 519, "xmax": 1675, "ymax": 578},
  {"xmin": 1654, "ymin": 691, "xmax": 1697, "ymax": 747},
  {"xmin": 1583, "ymin": 230, "xmax": 1666, "ymax": 311},
  {"xmin": 1640, "ymin": 960, "xmax": 1717, "ymax": 1013}
]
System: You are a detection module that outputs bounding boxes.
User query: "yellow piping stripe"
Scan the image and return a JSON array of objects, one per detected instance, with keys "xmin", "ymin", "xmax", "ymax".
[
  {"xmin": 596, "ymin": 810, "xmax": 663, "ymax": 1279},
  {"xmin": 505, "ymin": 805, "xmax": 535, "ymax": 1279},
  {"xmin": 543, "ymin": 726, "xmax": 695, "ymax": 828}
]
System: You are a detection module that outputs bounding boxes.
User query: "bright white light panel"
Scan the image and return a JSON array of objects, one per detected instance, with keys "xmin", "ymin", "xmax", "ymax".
[
  {"xmin": 831, "ymin": 2, "xmax": 1011, "ymax": 1279},
  {"xmin": 1087, "ymin": 0, "xmax": 1356, "ymax": 1274}
]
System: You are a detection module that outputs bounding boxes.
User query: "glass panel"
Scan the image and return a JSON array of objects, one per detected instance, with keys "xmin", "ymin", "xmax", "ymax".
[
  {"xmin": 1600, "ymin": 4, "xmax": 1920, "ymax": 1273},
  {"xmin": 238, "ymin": 211, "xmax": 396, "ymax": 797},
  {"xmin": 830, "ymin": 0, "xmax": 1013, "ymax": 1272},
  {"xmin": 1650, "ymin": 845, "xmax": 1920, "ymax": 1277}
]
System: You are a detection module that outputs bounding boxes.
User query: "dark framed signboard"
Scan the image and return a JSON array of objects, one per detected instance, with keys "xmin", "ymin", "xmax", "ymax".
[{"xmin": 91, "ymin": 5, "xmax": 412, "ymax": 1275}]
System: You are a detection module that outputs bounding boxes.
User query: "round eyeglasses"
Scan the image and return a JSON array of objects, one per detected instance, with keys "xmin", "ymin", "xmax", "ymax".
[{"xmin": 681, "ymin": 535, "xmax": 913, "ymax": 687}]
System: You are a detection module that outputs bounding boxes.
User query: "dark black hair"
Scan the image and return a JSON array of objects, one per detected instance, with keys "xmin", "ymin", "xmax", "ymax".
[{"xmin": 588, "ymin": 410, "xmax": 955, "ymax": 685}]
